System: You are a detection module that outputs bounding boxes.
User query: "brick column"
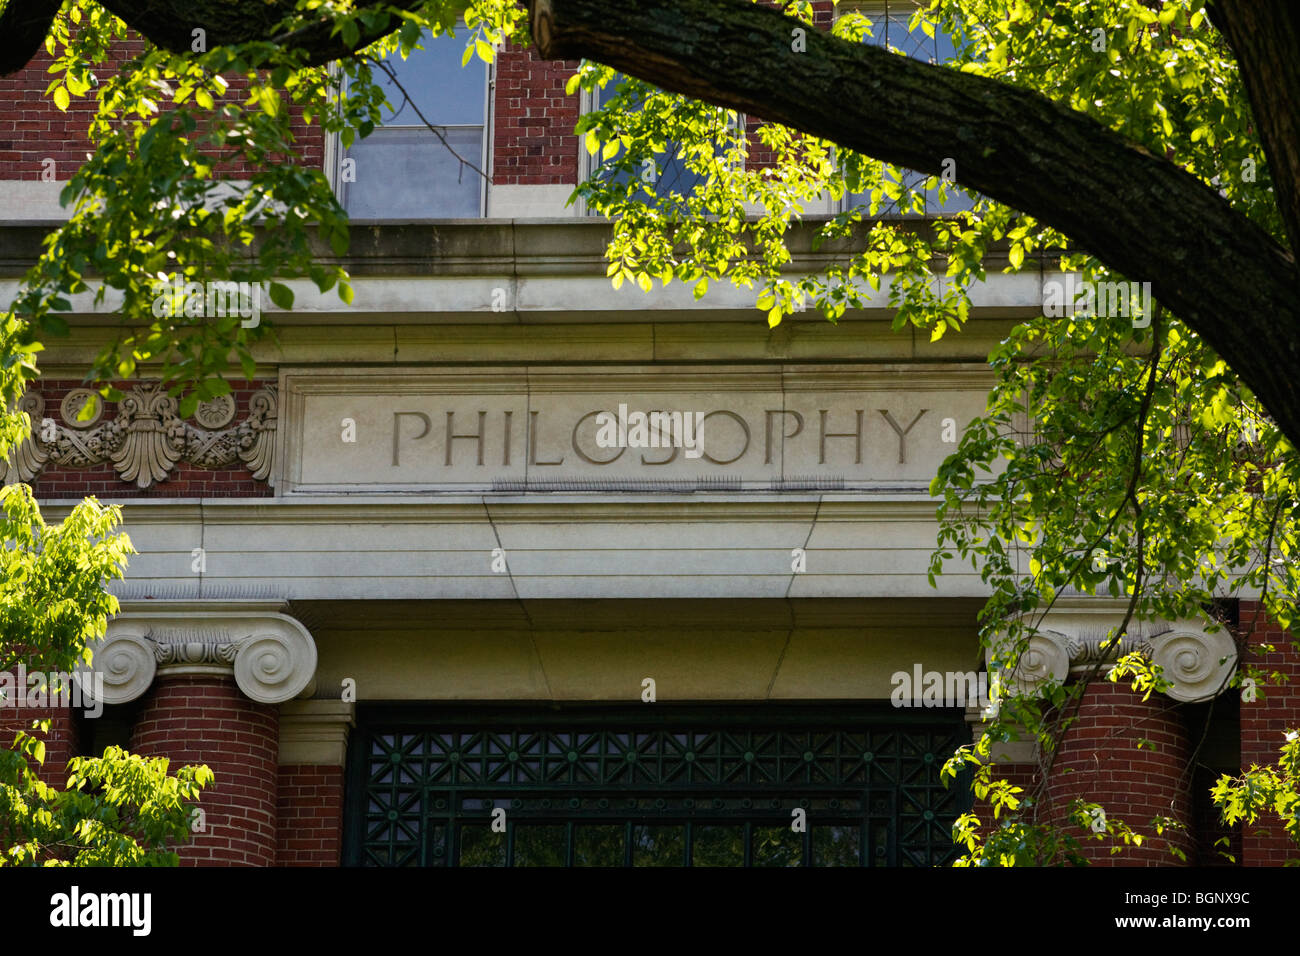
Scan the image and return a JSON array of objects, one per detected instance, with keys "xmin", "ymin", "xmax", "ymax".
[
  {"xmin": 1238, "ymin": 602, "xmax": 1300, "ymax": 866},
  {"xmin": 131, "ymin": 675, "xmax": 278, "ymax": 866},
  {"xmin": 1046, "ymin": 680, "xmax": 1192, "ymax": 865}
]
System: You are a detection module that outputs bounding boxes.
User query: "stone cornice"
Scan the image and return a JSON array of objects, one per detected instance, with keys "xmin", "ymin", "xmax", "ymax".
[
  {"xmin": 37, "ymin": 494, "xmax": 949, "ymax": 524},
  {"xmin": 0, "ymin": 219, "xmax": 1041, "ymax": 280}
]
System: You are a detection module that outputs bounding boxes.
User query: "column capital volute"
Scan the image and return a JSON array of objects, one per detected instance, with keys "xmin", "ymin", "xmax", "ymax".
[
  {"xmin": 75, "ymin": 601, "xmax": 318, "ymax": 706},
  {"xmin": 988, "ymin": 601, "xmax": 1238, "ymax": 703}
]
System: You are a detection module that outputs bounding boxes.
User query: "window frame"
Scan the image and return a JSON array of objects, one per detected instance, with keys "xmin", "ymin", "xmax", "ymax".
[
  {"xmin": 834, "ymin": 0, "xmax": 974, "ymax": 220},
  {"xmin": 334, "ymin": 27, "xmax": 494, "ymax": 220}
]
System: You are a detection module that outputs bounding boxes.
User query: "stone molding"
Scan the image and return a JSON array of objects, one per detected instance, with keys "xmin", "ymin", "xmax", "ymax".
[
  {"xmin": 989, "ymin": 603, "xmax": 1239, "ymax": 703},
  {"xmin": 1, "ymin": 383, "xmax": 277, "ymax": 488},
  {"xmin": 278, "ymin": 700, "xmax": 357, "ymax": 767},
  {"xmin": 76, "ymin": 604, "xmax": 317, "ymax": 705}
]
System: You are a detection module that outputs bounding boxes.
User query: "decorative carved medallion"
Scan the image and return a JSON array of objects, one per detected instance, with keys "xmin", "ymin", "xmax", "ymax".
[
  {"xmin": 60, "ymin": 388, "xmax": 103, "ymax": 429},
  {"xmin": 194, "ymin": 394, "xmax": 237, "ymax": 429},
  {"xmin": 0, "ymin": 383, "xmax": 278, "ymax": 489}
]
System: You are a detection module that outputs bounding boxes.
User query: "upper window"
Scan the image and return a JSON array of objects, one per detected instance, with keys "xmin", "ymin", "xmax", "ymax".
[
  {"xmin": 855, "ymin": 0, "xmax": 957, "ymax": 63},
  {"xmin": 340, "ymin": 31, "xmax": 490, "ymax": 219},
  {"xmin": 842, "ymin": 1, "xmax": 974, "ymax": 218},
  {"xmin": 579, "ymin": 75, "xmax": 738, "ymax": 216}
]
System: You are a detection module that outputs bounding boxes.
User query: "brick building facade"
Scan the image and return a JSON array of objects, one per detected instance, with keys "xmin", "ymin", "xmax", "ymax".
[{"xmin": 1, "ymin": 2, "xmax": 1297, "ymax": 868}]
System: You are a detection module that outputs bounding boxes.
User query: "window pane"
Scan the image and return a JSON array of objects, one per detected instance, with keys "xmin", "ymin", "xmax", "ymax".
[
  {"xmin": 513, "ymin": 825, "xmax": 567, "ymax": 866},
  {"xmin": 813, "ymin": 825, "xmax": 862, "ymax": 866},
  {"xmin": 458, "ymin": 825, "xmax": 506, "ymax": 866},
  {"xmin": 574, "ymin": 825, "xmax": 625, "ymax": 866},
  {"xmin": 849, "ymin": 3, "xmax": 975, "ymax": 216},
  {"xmin": 343, "ymin": 29, "xmax": 486, "ymax": 219},
  {"xmin": 752, "ymin": 826, "xmax": 803, "ymax": 867},
  {"xmin": 377, "ymin": 33, "xmax": 487, "ymax": 126},
  {"xmin": 631, "ymin": 824, "xmax": 685, "ymax": 866},
  {"xmin": 344, "ymin": 127, "xmax": 484, "ymax": 219},
  {"xmin": 691, "ymin": 825, "xmax": 744, "ymax": 867},
  {"xmin": 587, "ymin": 77, "xmax": 721, "ymax": 211}
]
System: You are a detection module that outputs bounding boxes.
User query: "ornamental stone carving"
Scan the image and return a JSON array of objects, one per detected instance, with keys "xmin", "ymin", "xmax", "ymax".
[
  {"xmin": 989, "ymin": 604, "xmax": 1239, "ymax": 703},
  {"xmin": 75, "ymin": 607, "xmax": 317, "ymax": 706},
  {"xmin": 0, "ymin": 383, "xmax": 277, "ymax": 488}
]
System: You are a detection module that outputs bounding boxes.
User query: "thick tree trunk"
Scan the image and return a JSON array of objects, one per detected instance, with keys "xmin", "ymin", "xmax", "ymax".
[
  {"xmin": 531, "ymin": 0, "xmax": 1300, "ymax": 450},
  {"xmin": 1213, "ymin": 1, "xmax": 1300, "ymax": 259}
]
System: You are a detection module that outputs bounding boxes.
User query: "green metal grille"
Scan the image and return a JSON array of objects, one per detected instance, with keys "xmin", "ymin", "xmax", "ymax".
[{"xmin": 345, "ymin": 707, "xmax": 969, "ymax": 867}]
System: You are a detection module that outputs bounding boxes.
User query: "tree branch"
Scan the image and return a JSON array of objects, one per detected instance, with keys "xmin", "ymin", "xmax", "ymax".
[
  {"xmin": 529, "ymin": 0, "xmax": 1300, "ymax": 451},
  {"xmin": 0, "ymin": 0, "xmax": 431, "ymax": 76},
  {"xmin": 1212, "ymin": 1, "xmax": 1300, "ymax": 257}
]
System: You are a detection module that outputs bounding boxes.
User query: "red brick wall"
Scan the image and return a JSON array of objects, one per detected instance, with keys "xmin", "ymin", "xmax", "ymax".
[
  {"xmin": 277, "ymin": 765, "xmax": 345, "ymax": 866},
  {"xmin": 493, "ymin": 43, "xmax": 580, "ymax": 185},
  {"xmin": 0, "ymin": 44, "xmax": 323, "ymax": 182},
  {"xmin": 27, "ymin": 379, "xmax": 276, "ymax": 500},
  {"xmin": 0, "ymin": 700, "xmax": 81, "ymax": 786},
  {"xmin": 1046, "ymin": 680, "xmax": 1193, "ymax": 865},
  {"xmin": 1238, "ymin": 601, "xmax": 1300, "ymax": 866},
  {"xmin": 130, "ymin": 676, "xmax": 278, "ymax": 866}
]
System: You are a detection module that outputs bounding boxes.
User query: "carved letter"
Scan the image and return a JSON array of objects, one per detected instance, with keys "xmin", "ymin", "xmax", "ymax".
[
  {"xmin": 764, "ymin": 410, "xmax": 804, "ymax": 464},
  {"xmin": 573, "ymin": 410, "xmax": 625, "ymax": 464},
  {"xmin": 879, "ymin": 409, "xmax": 928, "ymax": 464},
  {"xmin": 445, "ymin": 411, "xmax": 487, "ymax": 466},
  {"xmin": 529, "ymin": 411, "xmax": 564, "ymax": 466},
  {"xmin": 701, "ymin": 410, "xmax": 750, "ymax": 465},
  {"xmin": 392, "ymin": 412, "xmax": 431, "ymax": 467},
  {"xmin": 818, "ymin": 410, "xmax": 863, "ymax": 464}
]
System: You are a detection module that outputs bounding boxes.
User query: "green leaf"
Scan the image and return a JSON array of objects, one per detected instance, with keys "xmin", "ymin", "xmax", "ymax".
[{"xmin": 268, "ymin": 282, "xmax": 294, "ymax": 311}]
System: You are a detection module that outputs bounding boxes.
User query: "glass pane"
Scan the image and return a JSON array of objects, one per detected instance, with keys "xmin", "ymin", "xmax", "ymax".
[
  {"xmin": 850, "ymin": 4, "xmax": 975, "ymax": 216},
  {"xmin": 691, "ymin": 825, "xmax": 744, "ymax": 867},
  {"xmin": 574, "ymin": 825, "xmax": 625, "ymax": 866},
  {"xmin": 860, "ymin": 3, "xmax": 953, "ymax": 64},
  {"xmin": 375, "ymin": 31, "xmax": 487, "ymax": 126},
  {"xmin": 752, "ymin": 826, "xmax": 802, "ymax": 867},
  {"xmin": 344, "ymin": 127, "xmax": 484, "ymax": 218},
  {"xmin": 814, "ymin": 825, "xmax": 862, "ymax": 867},
  {"xmin": 458, "ymin": 825, "xmax": 507, "ymax": 866},
  {"xmin": 589, "ymin": 77, "xmax": 719, "ymax": 210},
  {"xmin": 513, "ymin": 825, "xmax": 567, "ymax": 866},
  {"xmin": 631, "ymin": 824, "xmax": 685, "ymax": 867}
]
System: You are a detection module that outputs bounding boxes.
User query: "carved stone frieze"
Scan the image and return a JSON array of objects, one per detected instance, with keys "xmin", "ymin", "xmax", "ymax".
[{"xmin": 1, "ymin": 383, "xmax": 277, "ymax": 488}]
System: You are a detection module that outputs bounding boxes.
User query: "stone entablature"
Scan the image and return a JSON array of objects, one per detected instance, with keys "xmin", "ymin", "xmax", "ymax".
[{"xmin": 278, "ymin": 364, "xmax": 994, "ymax": 493}]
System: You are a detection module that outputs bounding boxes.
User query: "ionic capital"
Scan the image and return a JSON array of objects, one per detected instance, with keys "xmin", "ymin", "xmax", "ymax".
[
  {"xmin": 989, "ymin": 602, "xmax": 1238, "ymax": 703},
  {"xmin": 76, "ymin": 602, "xmax": 318, "ymax": 706}
]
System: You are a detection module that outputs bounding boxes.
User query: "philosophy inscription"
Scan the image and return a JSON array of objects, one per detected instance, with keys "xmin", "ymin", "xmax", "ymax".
[{"xmin": 278, "ymin": 366, "xmax": 993, "ymax": 493}]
